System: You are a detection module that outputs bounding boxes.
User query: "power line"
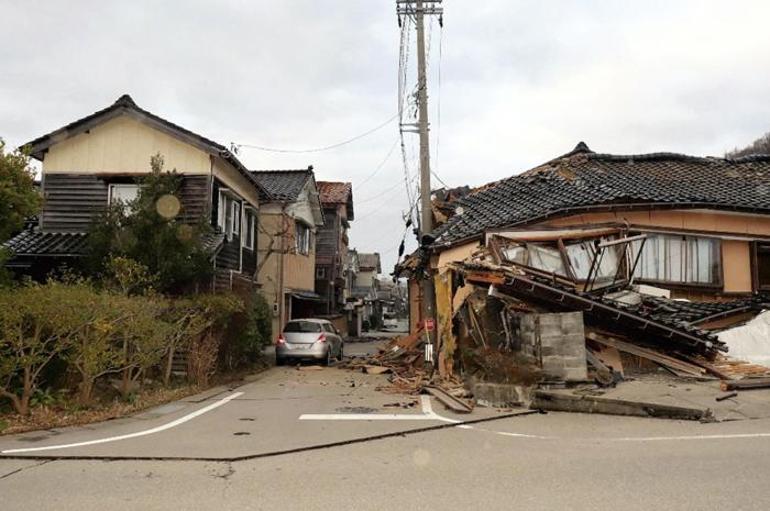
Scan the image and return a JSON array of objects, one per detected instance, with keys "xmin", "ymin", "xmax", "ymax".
[
  {"xmin": 356, "ymin": 138, "xmax": 400, "ymax": 190},
  {"xmin": 358, "ymin": 173, "xmax": 416, "ymax": 205},
  {"xmin": 356, "ymin": 174, "xmax": 419, "ymax": 221},
  {"xmin": 232, "ymin": 113, "xmax": 398, "ymax": 154}
]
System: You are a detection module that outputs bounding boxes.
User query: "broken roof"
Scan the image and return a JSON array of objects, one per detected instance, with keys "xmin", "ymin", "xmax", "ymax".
[
  {"xmin": 23, "ymin": 94, "xmax": 271, "ymax": 200},
  {"xmin": 432, "ymin": 142, "xmax": 770, "ymax": 247},
  {"xmin": 250, "ymin": 168, "xmax": 314, "ymax": 201},
  {"xmin": 317, "ymin": 181, "xmax": 354, "ymax": 220}
]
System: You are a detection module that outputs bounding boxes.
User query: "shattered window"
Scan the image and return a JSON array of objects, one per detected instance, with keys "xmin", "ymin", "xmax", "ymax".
[
  {"xmin": 566, "ymin": 237, "xmax": 624, "ymax": 287},
  {"xmin": 527, "ymin": 244, "xmax": 566, "ymax": 275},
  {"xmin": 632, "ymin": 234, "xmax": 720, "ymax": 285},
  {"xmin": 502, "ymin": 245, "xmax": 528, "ymax": 265},
  {"xmin": 565, "ymin": 242, "xmax": 593, "ymax": 280}
]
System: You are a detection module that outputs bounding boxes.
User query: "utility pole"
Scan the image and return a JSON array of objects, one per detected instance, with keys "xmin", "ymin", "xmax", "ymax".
[{"xmin": 397, "ymin": 0, "xmax": 443, "ymax": 364}]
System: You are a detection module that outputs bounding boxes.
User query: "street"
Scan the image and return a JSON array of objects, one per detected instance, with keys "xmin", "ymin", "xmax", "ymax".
[{"xmin": 0, "ymin": 339, "xmax": 769, "ymax": 510}]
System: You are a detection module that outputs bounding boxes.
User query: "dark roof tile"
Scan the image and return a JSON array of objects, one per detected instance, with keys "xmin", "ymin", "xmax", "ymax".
[
  {"xmin": 432, "ymin": 145, "xmax": 770, "ymax": 246},
  {"xmin": 250, "ymin": 168, "xmax": 313, "ymax": 201}
]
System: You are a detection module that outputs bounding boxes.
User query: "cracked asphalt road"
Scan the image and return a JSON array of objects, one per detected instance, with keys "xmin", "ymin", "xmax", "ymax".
[{"xmin": 2, "ymin": 339, "xmax": 770, "ymax": 510}]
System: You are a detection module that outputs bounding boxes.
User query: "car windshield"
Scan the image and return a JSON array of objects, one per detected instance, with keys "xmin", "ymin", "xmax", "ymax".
[{"xmin": 283, "ymin": 321, "xmax": 322, "ymax": 333}]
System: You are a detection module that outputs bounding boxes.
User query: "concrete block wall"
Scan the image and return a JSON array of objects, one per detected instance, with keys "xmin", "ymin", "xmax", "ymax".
[{"xmin": 519, "ymin": 312, "xmax": 587, "ymax": 382}]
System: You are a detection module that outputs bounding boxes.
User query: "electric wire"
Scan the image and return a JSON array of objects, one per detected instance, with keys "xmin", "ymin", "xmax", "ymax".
[
  {"xmin": 355, "ymin": 138, "xmax": 400, "ymax": 190},
  {"xmin": 232, "ymin": 113, "xmax": 398, "ymax": 154}
]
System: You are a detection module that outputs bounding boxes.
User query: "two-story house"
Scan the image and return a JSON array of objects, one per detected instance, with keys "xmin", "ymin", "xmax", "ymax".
[
  {"xmin": 251, "ymin": 168, "xmax": 324, "ymax": 336},
  {"xmin": 314, "ymin": 181, "xmax": 354, "ymax": 314},
  {"xmin": 3, "ymin": 95, "xmax": 267, "ymax": 292}
]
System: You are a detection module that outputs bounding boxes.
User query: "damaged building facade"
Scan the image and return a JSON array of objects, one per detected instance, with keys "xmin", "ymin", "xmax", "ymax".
[{"xmin": 395, "ymin": 143, "xmax": 770, "ymax": 414}]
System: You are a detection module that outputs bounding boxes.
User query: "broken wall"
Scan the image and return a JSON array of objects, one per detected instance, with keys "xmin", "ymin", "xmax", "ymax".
[{"xmin": 519, "ymin": 312, "xmax": 587, "ymax": 382}]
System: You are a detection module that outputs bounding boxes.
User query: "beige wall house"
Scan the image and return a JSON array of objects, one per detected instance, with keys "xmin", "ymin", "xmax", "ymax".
[
  {"xmin": 252, "ymin": 169, "xmax": 324, "ymax": 336},
  {"xmin": 401, "ymin": 142, "xmax": 770, "ymax": 333},
  {"xmin": 3, "ymin": 94, "xmax": 269, "ymax": 291}
]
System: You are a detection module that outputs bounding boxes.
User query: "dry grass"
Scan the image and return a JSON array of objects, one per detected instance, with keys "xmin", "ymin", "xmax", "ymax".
[
  {"xmin": 0, "ymin": 361, "xmax": 270, "ymax": 436},
  {"xmin": 0, "ymin": 385, "xmax": 199, "ymax": 436}
]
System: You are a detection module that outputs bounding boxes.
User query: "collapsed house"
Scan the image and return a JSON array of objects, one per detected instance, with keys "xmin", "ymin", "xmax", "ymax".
[{"xmin": 384, "ymin": 143, "xmax": 770, "ymax": 416}]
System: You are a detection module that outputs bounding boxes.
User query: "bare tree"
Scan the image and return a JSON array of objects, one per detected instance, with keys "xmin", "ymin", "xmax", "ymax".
[{"xmin": 726, "ymin": 131, "xmax": 770, "ymax": 158}]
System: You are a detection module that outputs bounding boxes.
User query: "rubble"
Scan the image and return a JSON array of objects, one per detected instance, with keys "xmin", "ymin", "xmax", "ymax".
[{"xmin": 379, "ymin": 232, "xmax": 770, "ymax": 420}]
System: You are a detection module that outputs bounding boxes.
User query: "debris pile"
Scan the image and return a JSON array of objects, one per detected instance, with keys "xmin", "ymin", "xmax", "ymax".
[
  {"xmin": 414, "ymin": 232, "xmax": 770, "ymax": 418},
  {"xmin": 343, "ymin": 329, "xmax": 473, "ymax": 412}
]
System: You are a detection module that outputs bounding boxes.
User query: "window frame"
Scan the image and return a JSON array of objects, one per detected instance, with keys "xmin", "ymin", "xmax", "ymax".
[
  {"xmin": 631, "ymin": 232, "xmax": 723, "ymax": 289},
  {"xmin": 108, "ymin": 183, "xmax": 141, "ymax": 206},
  {"xmin": 295, "ymin": 221, "xmax": 310, "ymax": 256},
  {"xmin": 232, "ymin": 201, "xmax": 241, "ymax": 237},
  {"xmin": 753, "ymin": 242, "xmax": 770, "ymax": 291},
  {"xmin": 242, "ymin": 207, "xmax": 256, "ymax": 250}
]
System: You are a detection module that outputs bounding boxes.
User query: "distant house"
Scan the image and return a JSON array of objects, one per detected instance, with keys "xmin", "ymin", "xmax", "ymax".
[
  {"xmin": 314, "ymin": 181, "xmax": 354, "ymax": 314},
  {"xmin": 401, "ymin": 142, "xmax": 770, "ymax": 333},
  {"xmin": 3, "ymin": 95, "xmax": 268, "ymax": 292},
  {"xmin": 352, "ymin": 252, "xmax": 383, "ymax": 329},
  {"xmin": 251, "ymin": 168, "xmax": 324, "ymax": 336}
]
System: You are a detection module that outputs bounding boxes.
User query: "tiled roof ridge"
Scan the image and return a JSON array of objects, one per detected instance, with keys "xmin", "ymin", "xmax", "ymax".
[{"xmin": 588, "ymin": 152, "xmax": 770, "ymax": 164}]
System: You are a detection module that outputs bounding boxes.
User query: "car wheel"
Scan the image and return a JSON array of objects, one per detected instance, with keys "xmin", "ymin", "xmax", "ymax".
[
  {"xmin": 276, "ymin": 357, "xmax": 286, "ymax": 367},
  {"xmin": 321, "ymin": 348, "xmax": 331, "ymax": 367}
]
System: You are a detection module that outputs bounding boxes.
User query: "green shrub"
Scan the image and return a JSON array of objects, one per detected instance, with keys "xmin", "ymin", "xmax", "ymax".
[
  {"xmin": 87, "ymin": 154, "xmax": 213, "ymax": 294},
  {"xmin": 0, "ymin": 281, "xmax": 82, "ymax": 415}
]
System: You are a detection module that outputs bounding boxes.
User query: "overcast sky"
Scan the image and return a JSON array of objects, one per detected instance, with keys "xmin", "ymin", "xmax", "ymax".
[{"xmin": 2, "ymin": 0, "xmax": 770, "ymax": 273}]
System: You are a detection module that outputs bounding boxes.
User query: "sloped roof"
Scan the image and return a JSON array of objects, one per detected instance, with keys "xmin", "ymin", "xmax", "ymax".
[
  {"xmin": 23, "ymin": 94, "xmax": 271, "ymax": 200},
  {"xmin": 432, "ymin": 142, "xmax": 770, "ymax": 247},
  {"xmin": 317, "ymin": 181, "xmax": 354, "ymax": 220},
  {"xmin": 250, "ymin": 168, "xmax": 314, "ymax": 201},
  {"xmin": 358, "ymin": 252, "xmax": 381, "ymax": 272},
  {"xmin": 2, "ymin": 230, "xmax": 225, "ymax": 258},
  {"xmin": 2, "ymin": 230, "xmax": 90, "ymax": 256}
]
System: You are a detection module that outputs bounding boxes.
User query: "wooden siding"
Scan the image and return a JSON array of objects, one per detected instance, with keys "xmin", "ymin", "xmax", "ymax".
[
  {"xmin": 41, "ymin": 174, "xmax": 108, "ymax": 232},
  {"xmin": 179, "ymin": 175, "xmax": 211, "ymax": 224},
  {"xmin": 242, "ymin": 247, "xmax": 257, "ymax": 276},
  {"xmin": 41, "ymin": 173, "xmax": 211, "ymax": 232},
  {"xmin": 216, "ymin": 237, "xmax": 241, "ymax": 272}
]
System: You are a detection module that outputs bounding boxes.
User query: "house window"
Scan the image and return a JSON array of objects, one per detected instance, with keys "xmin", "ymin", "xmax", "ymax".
[
  {"xmin": 316, "ymin": 267, "xmax": 326, "ymax": 279},
  {"xmin": 242, "ymin": 208, "xmax": 256, "ymax": 250},
  {"xmin": 632, "ymin": 234, "xmax": 720, "ymax": 286},
  {"xmin": 224, "ymin": 198, "xmax": 234, "ymax": 240},
  {"xmin": 109, "ymin": 184, "xmax": 140, "ymax": 206},
  {"xmin": 217, "ymin": 190, "xmax": 243, "ymax": 241},
  {"xmin": 295, "ymin": 221, "xmax": 310, "ymax": 255},
  {"xmin": 756, "ymin": 243, "xmax": 770, "ymax": 290},
  {"xmin": 232, "ymin": 201, "xmax": 241, "ymax": 236}
]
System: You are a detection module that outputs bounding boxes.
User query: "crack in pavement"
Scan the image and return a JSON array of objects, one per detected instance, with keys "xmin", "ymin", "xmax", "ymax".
[
  {"xmin": 0, "ymin": 460, "xmax": 51, "ymax": 481},
  {"xmin": 0, "ymin": 410, "xmax": 538, "ymax": 463}
]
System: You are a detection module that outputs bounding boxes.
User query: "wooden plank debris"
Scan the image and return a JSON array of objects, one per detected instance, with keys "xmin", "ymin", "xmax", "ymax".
[
  {"xmin": 721, "ymin": 378, "xmax": 770, "ymax": 391},
  {"xmin": 423, "ymin": 385, "xmax": 474, "ymax": 413},
  {"xmin": 587, "ymin": 332, "xmax": 707, "ymax": 378},
  {"xmin": 532, "ymin": 390, "xmax": 714, "ymax": 421}
]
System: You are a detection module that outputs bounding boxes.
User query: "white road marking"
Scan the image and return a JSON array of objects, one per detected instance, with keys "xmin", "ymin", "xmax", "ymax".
[
  {"xmin": 300, "ymin": 396, "xmax": 445, "ymax": 422},
  {"xmin": 299, "ymin": 414, "xmax": 438, "ymax": 421},
  {"xmin": 1, "ymin": 392, "xmax": 244, "ymax": 454},
  {"xmin": 300, "ymin": 397, "xmax": 770, "ymax": 443}
]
